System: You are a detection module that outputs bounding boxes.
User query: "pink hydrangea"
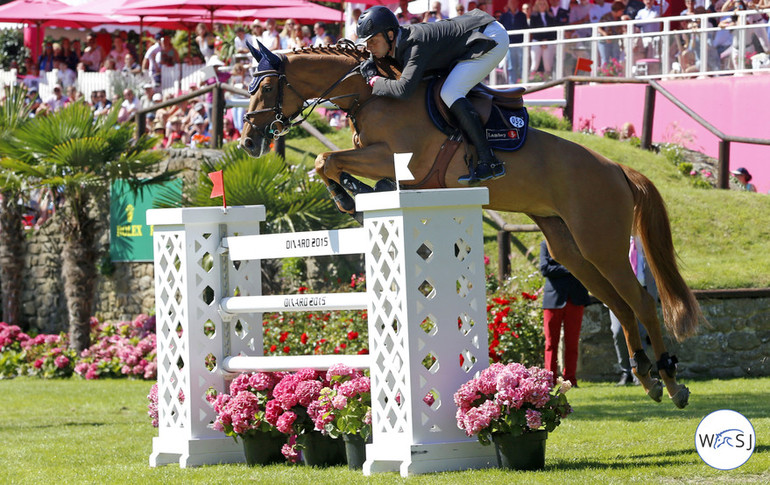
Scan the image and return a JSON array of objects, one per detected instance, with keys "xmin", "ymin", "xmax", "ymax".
[
  {"xmin": 525, "ymin": 409, "xmax": 542, "ymax": 430},
  {"xmin": 275, "ymin": 411, "xmax": 297, "ymax": 434},
  {"xmin": 54, "ymin": 355, "xmax": 70, "ymax": 369}
]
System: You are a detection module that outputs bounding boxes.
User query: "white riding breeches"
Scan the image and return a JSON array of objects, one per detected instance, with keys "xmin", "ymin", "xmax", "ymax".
[{"xmin": 440, "ymin": 21, "xmax": 509, "ymax": 107}]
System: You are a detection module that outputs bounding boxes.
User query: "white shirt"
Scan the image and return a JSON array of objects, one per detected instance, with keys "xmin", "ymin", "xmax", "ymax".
[
  {"xmin": 143, "ymin": 43, "xmax": 162, "ymax": 76},
  {"xmin": 589, "ymin": 3, "xmax": 612, "ymax": 23},
  {"xmin": 635, "ymin": 7, "xmax": 661, "ymax": 33},
  {"xmin": 57, "ymin": 68, "xmax": 77, "ymax": 88},
  {"xmin": 261, "ymin": 30, "xmax": 280, "ymax": 50},
  {"xmin": 46, "ymin": 95, "xmax": 67, "ymax": 112}
]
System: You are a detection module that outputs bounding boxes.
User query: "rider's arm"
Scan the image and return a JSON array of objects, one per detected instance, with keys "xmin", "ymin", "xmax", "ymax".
[{"xmin": 371, "ymin": 45, "xmax": 426, "ymax": 100}]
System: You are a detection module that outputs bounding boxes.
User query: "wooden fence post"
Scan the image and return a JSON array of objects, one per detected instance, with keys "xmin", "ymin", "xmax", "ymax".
[
  {"xmin": 497, "ymin": 230, "xmax": 511, "ymax": 282},
  {"xmin": 718, "ymin": 140, "xmax": 731, "ymax": 189},
  {"xmin": 641, "ymin": 84, "xmax": 655, "ymax": 150}
]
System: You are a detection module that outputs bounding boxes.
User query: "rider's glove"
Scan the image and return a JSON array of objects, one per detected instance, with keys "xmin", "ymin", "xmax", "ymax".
[{"xmin": 359, "ymin": 57, "xmax": 379, "ymax": 87}]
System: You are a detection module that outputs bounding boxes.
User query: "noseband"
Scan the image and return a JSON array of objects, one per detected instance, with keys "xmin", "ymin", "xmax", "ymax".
[{"xmin": 242, "ymin": 55, "xmax": 363, "ymax": 140}]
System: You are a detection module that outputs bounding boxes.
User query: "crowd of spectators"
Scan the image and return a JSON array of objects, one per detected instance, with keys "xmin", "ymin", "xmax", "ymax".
[{"xmin": 9, "ymin": 1, "xmax": 770, "ymax": 142}]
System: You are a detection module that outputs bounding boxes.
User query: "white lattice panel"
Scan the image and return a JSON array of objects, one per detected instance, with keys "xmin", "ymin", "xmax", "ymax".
[
  {"xmin": 357, "ymin": 189, "xmax": 496, "ymax": 476},
  {"xmin": 147, "ymin": 206, "xmax": 265, "ymax": 467}
]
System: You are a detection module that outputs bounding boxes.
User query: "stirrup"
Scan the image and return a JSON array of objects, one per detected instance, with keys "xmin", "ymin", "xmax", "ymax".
[
  {"xmin": 656, "ymin": 352, "xmax": 679, "ymax": 378},
  {"xmin": 490, "ymin": 162, "xmax": 506, "ymax": 179}
]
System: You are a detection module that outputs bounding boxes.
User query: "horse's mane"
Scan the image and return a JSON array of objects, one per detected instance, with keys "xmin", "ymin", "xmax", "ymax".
[{"xmin": 284, "ymin": 42, "xmax": 400, "ymax": 76}]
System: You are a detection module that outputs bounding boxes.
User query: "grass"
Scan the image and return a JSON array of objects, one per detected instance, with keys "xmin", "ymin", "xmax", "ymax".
[
  {"xmin": 1, "ymin": 377, "xmax": 768, "ymax": 484},
  {"xmin": 282, "ymin": 125, "xmax": 770, "ymax": 290}
]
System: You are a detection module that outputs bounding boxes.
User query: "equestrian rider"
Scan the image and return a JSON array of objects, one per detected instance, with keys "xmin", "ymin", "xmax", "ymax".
[{"xmin": 356, "ymin": 6, "xmax": 509, "ymax": 185}]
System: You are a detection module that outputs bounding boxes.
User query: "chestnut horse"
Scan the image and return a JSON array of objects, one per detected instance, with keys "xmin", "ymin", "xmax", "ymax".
[{"xmin": 239, "ymin": 42, "xmax": 702, "ymax": 408}]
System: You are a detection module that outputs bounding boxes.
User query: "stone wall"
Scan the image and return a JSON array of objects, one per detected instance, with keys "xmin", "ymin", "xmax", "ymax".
[
  {"xmin": 16, "ymin": 148, "xmax": 221, "ymax": 333},
  {"xmin": 577, "ymin": 295, "xmax": 770, "ymax": 381}
]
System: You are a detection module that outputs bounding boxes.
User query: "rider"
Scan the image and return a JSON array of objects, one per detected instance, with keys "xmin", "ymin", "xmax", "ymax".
[{"xmin": 357, "ymin": 6, "xmax": 509, "ymax": 185}]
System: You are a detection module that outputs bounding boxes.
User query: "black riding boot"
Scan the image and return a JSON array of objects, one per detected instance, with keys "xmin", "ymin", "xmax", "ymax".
[{"xmin": 449, "ymin": 98, "xmax": 505, "ymax": 185}]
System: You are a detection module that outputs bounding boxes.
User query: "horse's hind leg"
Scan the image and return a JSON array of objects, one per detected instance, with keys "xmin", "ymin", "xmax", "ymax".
[{"xmin": 533, "ymin": 216, "xmax": 666, "ymax": 402}]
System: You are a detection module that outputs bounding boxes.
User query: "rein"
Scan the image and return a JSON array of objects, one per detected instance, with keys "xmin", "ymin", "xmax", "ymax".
[{"xmin": 243, "ymin": 54, "xmax": 365, "ymax": 140}]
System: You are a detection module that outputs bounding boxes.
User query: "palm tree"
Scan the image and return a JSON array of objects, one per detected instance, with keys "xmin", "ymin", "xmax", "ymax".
[
  {"xmin": 2, "ymin": 102, "xmax": 178, "ymax": 351},
  {"xmin": 0, "ymin": 85, "xmax": 33, "ymax": 326}
]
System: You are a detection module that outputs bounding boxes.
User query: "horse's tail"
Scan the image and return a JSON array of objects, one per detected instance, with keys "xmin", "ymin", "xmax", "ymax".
[{"xmin": 620, "ymin": 164, "xmax": 702, "ymax": 341}]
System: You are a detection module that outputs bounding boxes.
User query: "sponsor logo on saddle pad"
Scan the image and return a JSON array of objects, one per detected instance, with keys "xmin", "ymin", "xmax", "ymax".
[
  {"xmin": 695, "ymin": 410, "xmax": 755, "ymax": 470},
  {"xmin": 509, "ymin": 116, "xmax": 525, "ymax": 128},
  {"xmin": 486, "ymin": 129, "xmax": 519, "ymax": 140}
]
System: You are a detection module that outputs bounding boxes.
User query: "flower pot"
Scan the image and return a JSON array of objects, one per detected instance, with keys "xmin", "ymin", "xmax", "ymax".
[
  {"xmin": 297, "ymin": 432, "xmax": 346, "ymax": 467},
  {"xmin": 241, "ymin": 432, "xmax": 285, "ymax": 466},
  {"xmin": 492, "ymin": 430, "xmax": 548, "ymax": 471},
  {"xmin": 342, "ymin": 433, "xmax": 369, "ymax": 470}
]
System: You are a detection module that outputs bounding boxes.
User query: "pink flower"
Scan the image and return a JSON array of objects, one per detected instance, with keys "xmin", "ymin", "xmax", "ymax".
[
  {"xmin": 33, "ymin": 359, "xmax": 43, "ymax": 369},
  {"xmin": 54, "ymin": 355, "xmax": 70, "ymax": 369},
  {"xmin": 423, "ymin": 393, "xmax": 435, "ymax": 406},
  {"xmin": 525, "ymin": 409, "xmax": 542, "ymax": 430},
  {"xmin": 276, "ymin": 411, "xmax": 297, "ymax": 434},
  {"xmin": 332, "ymin": 395, "xmax": 348, "ymax": 410}
]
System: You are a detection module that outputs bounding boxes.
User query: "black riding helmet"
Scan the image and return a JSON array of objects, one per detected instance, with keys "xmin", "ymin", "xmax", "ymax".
[{"xmin": 357, "ymin": 6, "xmax": 399, "ymax": 43}]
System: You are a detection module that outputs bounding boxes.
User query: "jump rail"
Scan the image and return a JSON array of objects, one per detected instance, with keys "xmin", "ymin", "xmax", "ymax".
[{"xmin": 146, "ymin": 188, "xmax": 496, "ymax": 476}]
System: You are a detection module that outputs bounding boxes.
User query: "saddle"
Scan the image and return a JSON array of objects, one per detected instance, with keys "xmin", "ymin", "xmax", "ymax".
[{"xmin": 402, "ymin": 79, "xmax": 529, "ymax": 189}]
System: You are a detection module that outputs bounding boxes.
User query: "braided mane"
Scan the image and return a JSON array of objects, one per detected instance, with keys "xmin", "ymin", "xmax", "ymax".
[{"xmin": 286, "ymin": 43, "xmax": 371, "ymax": 62}]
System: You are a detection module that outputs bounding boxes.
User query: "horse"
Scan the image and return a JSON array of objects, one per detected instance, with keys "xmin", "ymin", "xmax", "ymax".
[{"xmin": 238, "ymin": 41, "xmax": 703, "ymax": 409}]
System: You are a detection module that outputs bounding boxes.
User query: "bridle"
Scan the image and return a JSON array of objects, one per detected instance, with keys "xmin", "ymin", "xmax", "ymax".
[{"xmin": 242, "ymin": 52, "xmax": 364, "ymax": 140}]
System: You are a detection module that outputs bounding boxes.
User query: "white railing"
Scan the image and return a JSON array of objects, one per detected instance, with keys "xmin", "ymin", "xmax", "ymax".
[{"xmin": 493, "ymin": 9, "xmax": 770, "ymax": 87}]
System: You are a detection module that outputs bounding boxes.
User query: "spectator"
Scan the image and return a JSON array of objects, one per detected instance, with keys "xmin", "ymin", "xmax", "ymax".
[
  {"xmin": 287, "ymin": 22, "xmax": 308, "ymax": 49},
  {"xmin": 38, "ymin": 42, "xmax": 57, "ymax": 72},
  {"xmin": 143, "ymin": 32, "xmax": 164, "ymax": 86},
  {"xmin": 56, "ymin": 60, "xmax": 77, "ymax": 88},
  {"xmin": 620, "ymin": 0, "xmax": 645, "ymax": 20},
  {"xmin": 222, "ymin": 116, "xmax": 241, "ymax": 141},
  {"xmin": 279, "ymin": 20, "xmax": 296, "ymax": 48},
  {"xmin": 454, "ymin": 3, "xmax": 466, "ymax": 17},
  {"xmin": 140, "ymin": 83, "xmax": 156, "ymax": 110},
  {"xmin": 45, "ymin": 85, "xmax": 67, "ymax": 112},
  {"xmin": 52, "ymin": 42, "xmax": 65, "ymax": 65},
  {"xmin": 99, "ymin": 57, "xmax": 117, "ymax": 73},
  {"xmin": 25, "ymin": 88, "xmax": 42, "ymax": 115},
  {"xmin": 109, "ymin": 36, "xmax": 131, "ymax": 71},
  {"xmin": 530, "ymin": 0, "xmax": 557, "ymax": 79},
  {"xmin": 597, "ymin": 1, "xmax": 627, "ymax": 68},
  {"xmin": 346, "ymin": 10, "xmax": 362, "ymax": 40},
  {"xmin": 539, "ymin": 240, "xmax": 590, "ymax": 387},
  {"xmin": 423, "ymin": 1, "xmax": 446, "ymax": 22},
  {"xmin": 248, "ymin": 20, "xmax": 265, "ymax": 48},
  {"xmin": 61, "ymin": 37, "xmax": 80, "ymax": 71},
  {"xmin": 64, "ymin": 86, "xmax": 81, "ymax": 106},
  {"xmin": 152, "ymin": 120, "xmax": 167, "ymax": 148},
  {"xmin": 80, "ymin": 33, "xmax": 104, "ymax": 72},
  {"xmin": 720, "ymin": 0, "xmax": 769, "ymax": 69},
  {"xmin": 196, "ymin": 23, "xmax": 217, "ymax": 62},
  {"xmin": 93, "ymin": 90, "xmax": 112, "ymax": 117},
  {"xmin": 610, "ymin": 236, "xmax": 655, "ymax": 386},
  {"xmin": 500, "ymin": 0, "xmax": 529, "ymax": 84},
  {"xmin": 234, "ymin": 26, "xmax": 249, "ymax": 54},
  {"xmin": 301, "ymin": 25, "xmax": 313, "ymax": 46},
  {"xmin": 589, "ymin": 0, "xmax": 612, "ymax": 24},
  {"xmin": 549, "ymin": 0, "xmax": 571, "ymax": 26},
  {"xmin": 396, "ymin": 0, "xmax": 417, "ymax": 25},
  {"xmin": 312, "ymin": 22, "xmax": 333, "ymax": 46},
  {"xmin": 159, "ymin": 34, "xmax": 180, "ymax": 67},
  {"xmin": 730, "ymin": 167, "xmax": 757, "ymax": 192},
  {"xmin": 164, "ymin": 116, "xmax": 187, "ymax": 147},
  {"xmin": 189, "ymin": 115, "xmax": 211, "ymax": 147},
  {"xmin": 262, "ymin": 19, "xmax": 281, "ymax": 50},
  {"xmin": 229, "ymin": 62, "xmax": 246, "ymax": 86},
  {"xmin": 118, "ymin": 88, "xmax": 140, "ymax": 123},
  {"xmin": 122, "ymin": 53, "xmax": 142, "ymax": 76},
  {"xmin": 634, "ymin": 0, "xmax": 661, "ymax": 59},
  {"xmin": 568, "ymin": 0, "xmax": 592, "ymax": 38}
]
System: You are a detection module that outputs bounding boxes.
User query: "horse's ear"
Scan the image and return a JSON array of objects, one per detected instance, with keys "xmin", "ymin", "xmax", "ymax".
[
  {"xmin": 246, "ymin": 40, "xmax": 262, "ymax": 63},
  {"xmin": 257, "ymin": 40, "xmax": 282, "ymax": 70}
]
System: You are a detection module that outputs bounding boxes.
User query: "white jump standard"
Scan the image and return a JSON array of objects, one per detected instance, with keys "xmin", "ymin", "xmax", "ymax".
[{"xmin": 147, "ymin": 188, "xmax": 496, "ymax": 476}]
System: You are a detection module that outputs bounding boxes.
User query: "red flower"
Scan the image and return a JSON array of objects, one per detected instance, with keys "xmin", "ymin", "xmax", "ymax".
[
  {"xmin": 357, "ymin": 348, "xmax": 369, "ymax": 355},
  {"xmin": 340, "ymin": 343, "xmax": 347, "ymax": 349},
  {"xmin": 279, "ymin": 331, "xmax": 289, "ymax": 343},
  {"xmin": 492, "ymin": 297, "xmax": 510, "ymax": 306},
  {"xmin": 300, "ymin": 332, "xmax": 308, "ymax": 344},
  {"xmin": 282, "ymin": 346, "xmax": 291, "ymax": 353},
  {"xmin": 347, "ymin": 331, "xmax": 359, "ymax": 340},
  {"xmin": 298, "ymin": 286, "xmax": 307, "ymax": 294},
  {"xmin": 269, "ymin": 344, "xmax": 277, "ymax": 352}
]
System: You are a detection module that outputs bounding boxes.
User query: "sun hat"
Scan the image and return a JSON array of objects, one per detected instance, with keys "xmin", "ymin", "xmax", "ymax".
[
  {"xmin": 152, "ymin": 93, "xmax": 162, "ymax": 102},
  {"xmin": 730, "ymin": 167, "xmax": 752, "ymax": 181}
]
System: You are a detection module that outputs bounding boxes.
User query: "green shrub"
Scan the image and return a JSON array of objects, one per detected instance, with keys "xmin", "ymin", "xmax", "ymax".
[
  {"xmin": 0, "ymin": 28, "xmax": 29, "ymax": 73},
  {"xmin": 528, "ymin": 108, "xmax": 572, "ymax": 131}
]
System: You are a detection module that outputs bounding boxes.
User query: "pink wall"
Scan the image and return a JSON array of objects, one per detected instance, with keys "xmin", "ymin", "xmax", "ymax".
[{"xmin": 526, "ymin": 76, "xmax": 770, "ymax": 194}]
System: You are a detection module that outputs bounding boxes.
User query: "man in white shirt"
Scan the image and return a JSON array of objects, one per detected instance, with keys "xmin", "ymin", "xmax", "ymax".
[
  {"xmin": 634, "ymin": 0, "xmax": 661, "ymax": 58},
  {"xmin": 261, "ymin": 19, "xmax": 280, "ymax": 50},
  {"xmin": 142, "ymin": 32, "xmax": 164, "ymax": 87},
  {"xmin": 118, "ymin": 88, "xmax": 140, "ymax": 123},
  {"xmin": 56, "ymin": 61, "xmax": 77, "ymax": 88},
  {"xmin": 312, "ymin": 22, "xmax": 333, "ymax": 46},
  {"xmin": 45, "ymin": 85, "xmax": 67, "ymax": 113}
]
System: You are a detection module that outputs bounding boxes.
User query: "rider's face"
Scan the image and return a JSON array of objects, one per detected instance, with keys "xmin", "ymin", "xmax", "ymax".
[{"xmin": 366, "ymin": 32, "xmax": 392, "ymax": 59}]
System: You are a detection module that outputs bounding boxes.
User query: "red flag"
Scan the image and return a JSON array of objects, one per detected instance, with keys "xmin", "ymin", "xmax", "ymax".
[
  {"xmin": 208, "ymin": 170, "xmax": 226, "ymax": 208},
  {"xmin": 574, "ymin": 57, "xmax": 593, "ymax": 75}
]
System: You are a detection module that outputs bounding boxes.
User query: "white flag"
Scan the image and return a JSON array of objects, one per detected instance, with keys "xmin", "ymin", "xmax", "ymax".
[{"xmin": 394, "ymin": 153, "xmax": 414, "ymax": 182}]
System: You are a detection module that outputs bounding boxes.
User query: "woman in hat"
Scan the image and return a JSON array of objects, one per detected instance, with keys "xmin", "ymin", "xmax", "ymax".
[{"xmin": 731, "ymin": 167, "xmax": 757, "ymax": 192}]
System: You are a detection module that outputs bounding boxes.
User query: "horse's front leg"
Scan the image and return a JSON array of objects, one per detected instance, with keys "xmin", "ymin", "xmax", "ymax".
[{"xmin": 315, "ymin": 145, "xmax": 396, "ymax": 214}]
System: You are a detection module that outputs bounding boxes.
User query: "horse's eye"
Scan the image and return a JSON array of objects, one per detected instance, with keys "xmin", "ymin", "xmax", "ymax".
[{"xmin": 263, "ymin": 85, "xmax": 273, "ymax": 93}]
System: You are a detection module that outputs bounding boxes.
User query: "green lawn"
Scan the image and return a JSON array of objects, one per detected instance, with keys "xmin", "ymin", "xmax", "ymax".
[
  {"xmin": 1, "ymin": 377, "xmax": 767, "ymax": 484},
  {"xmin": 282, "ymin": 126, "xmax": 770, "ymax": 290}
]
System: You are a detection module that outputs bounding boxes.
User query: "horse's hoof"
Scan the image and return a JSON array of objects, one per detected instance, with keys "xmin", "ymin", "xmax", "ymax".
[
  {"xmin": 646, "ymin": 379, "xmax": 663, "ymax": 403},
  {"xmin": 374, "ymin": 178, "xmax": 396, "ymax": 192},
  {"xmin": 670, "ymin": 385, "xmax": 690, "ymax": 409}
]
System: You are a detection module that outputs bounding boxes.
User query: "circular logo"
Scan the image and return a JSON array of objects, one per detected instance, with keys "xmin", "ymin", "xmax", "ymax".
[
  {"xmin": 695, "ymin": 410, "xmax": 755, "ymax": 470},
  {"xmin": 509, "ymin": 115, "xmax": 525, "ymax": 128}
]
